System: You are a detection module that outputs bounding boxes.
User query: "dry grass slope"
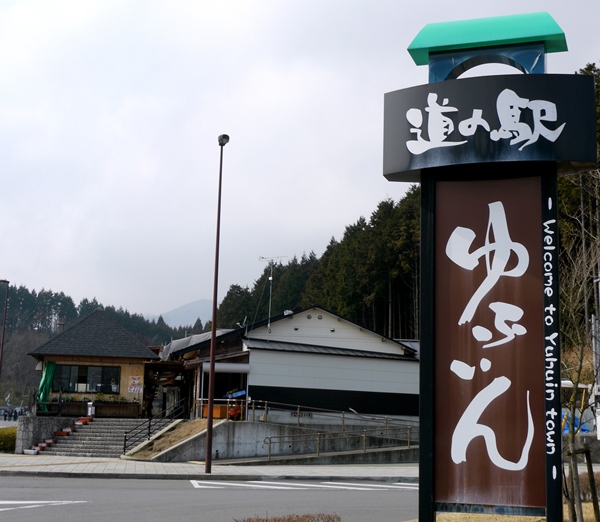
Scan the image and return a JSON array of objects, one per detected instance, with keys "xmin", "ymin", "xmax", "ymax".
[{"xmin": 132, "ymin": 418, "xmax": 208, "ymax": 460}]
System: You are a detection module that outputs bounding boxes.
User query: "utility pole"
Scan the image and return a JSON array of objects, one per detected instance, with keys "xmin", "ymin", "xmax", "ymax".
[{"xmin": 259, "ymin": 256, "xmax": 287, "ymax": 331}]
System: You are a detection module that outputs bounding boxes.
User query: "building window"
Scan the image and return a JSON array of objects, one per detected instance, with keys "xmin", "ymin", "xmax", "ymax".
[{"xmin": 53, "ymin": 365, "xmax": 121, "ymax": 394}]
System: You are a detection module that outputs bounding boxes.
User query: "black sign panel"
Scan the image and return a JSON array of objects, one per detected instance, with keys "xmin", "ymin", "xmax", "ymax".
[{"xmin": 383, "ymin": 74, "xmax": 596, "ymax": 182}]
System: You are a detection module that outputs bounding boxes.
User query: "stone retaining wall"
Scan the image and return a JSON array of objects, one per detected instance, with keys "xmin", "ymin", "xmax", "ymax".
[{"xmin": 15, "ymin": 416, "xmax": 75, "ymax": 454}]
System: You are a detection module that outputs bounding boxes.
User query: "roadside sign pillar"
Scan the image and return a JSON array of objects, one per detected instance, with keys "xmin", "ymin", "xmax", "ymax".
[{"xmin": 383, "ymin": 12, "xmax": 597, "ymax": 521}]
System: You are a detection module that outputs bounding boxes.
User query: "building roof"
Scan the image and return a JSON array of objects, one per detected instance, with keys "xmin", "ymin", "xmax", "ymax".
[
  {"xmin": 29, "ymin": 309, "xmax": 160, "ymax": 360},
  {"xmin": 160, "ymin": 329, "xmax": 234, "ymax": 361},
  {"xmin": 244, "ymin": 339, "xmax": 418, "ymax": 362},
  {"xmin": 164, "ymin": 305, "xmax": 418, "ymax": 359},
  {"xmin": 396, "ymin": 339, "xmax": 420, "ymax": 357},
  {"xmin": 408, "ymin": 12, "xmax": 567, "ymax": 66}
]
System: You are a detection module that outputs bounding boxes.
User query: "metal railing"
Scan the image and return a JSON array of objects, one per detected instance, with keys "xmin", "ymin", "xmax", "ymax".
[
  {"xmin": 261, "ymin": 424, "xmax": 417, "ymax": 461},
  {"xmin": 123, "ymin": 398, "xmax": 186, "ymax": 455},
  {"xmin": 196, "ymin": 397, "xmax": 247, "ymax": 421},
  {"xmin": 32, "ymin": 391, "xmax": 91, "ymax": 417},
  {"xmin": 177, "ymin": 397, "xmax": 419, "ymax": 460},
  {"xmin": 248, "ymin": 399, "xmax": 350, "ymax": 426},
  {"xmin": 238, "ymin": 399, "xmax": 419, "ymax": 461},
  {"xmin": 194, "ymin": 397, "xmax": 418, "ymax": 434},
  {"xmin": 245, "ymin": 399, "xmax": 418, "ymax": 431}
]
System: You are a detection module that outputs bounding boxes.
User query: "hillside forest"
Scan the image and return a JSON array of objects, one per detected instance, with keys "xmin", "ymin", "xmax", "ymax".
[{"xmin": 1, "ymin": 63, "xmax": 599, "ymax": 409}]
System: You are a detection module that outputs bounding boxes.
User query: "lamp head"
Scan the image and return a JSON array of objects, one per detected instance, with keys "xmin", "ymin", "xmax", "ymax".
[{"xmin": 218, "ymin": 134, "xmax": 230, "ymax": 147}]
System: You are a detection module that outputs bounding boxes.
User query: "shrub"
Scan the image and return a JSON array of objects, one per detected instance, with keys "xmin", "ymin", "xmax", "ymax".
[
  {"xmin": 577, "ymin": 472, "xmax": 600, "ymax": 502},
  {"xmin": 0, "ymin": 427, "xmax": 17, "ymax": 453},
  {"xmin": 234, "ymin": 513, "xmax": 342, "ymax": 522}
]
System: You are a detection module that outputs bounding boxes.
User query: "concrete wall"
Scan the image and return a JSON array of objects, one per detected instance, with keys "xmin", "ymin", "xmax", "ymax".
[
  {"xmin": 146, "ymin": 424, "xmax": 600, "ymax": 465},
  {"xmin": 16, "ymin": 416, "xmax": 75, "ymax": 454},
  {"xmin": 245, "ymin": 447, "xmax": 420, "ymax": 466},
  {"xmin": 150, "ymin": 420, "xmax": 416, "ymax": 463}
]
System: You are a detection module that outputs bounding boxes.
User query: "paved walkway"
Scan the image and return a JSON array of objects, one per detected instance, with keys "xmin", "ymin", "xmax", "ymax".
[{"xmin": 0, "ymin": 453, "xmax": 419, "ymax": 481}]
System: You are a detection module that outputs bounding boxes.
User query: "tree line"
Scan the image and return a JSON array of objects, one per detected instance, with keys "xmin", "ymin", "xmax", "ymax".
[
  {"xmin": 0, "ymin": 183, "xmax": 423, "ymax": 405},
  {"xmin": 217, "ymin": 185, "xmax": 421, "ymax": 340}
]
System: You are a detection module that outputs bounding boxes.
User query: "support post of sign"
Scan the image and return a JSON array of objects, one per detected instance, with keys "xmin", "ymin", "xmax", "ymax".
[
  {"xmin": 541, "ymin": 168, "xmax": 563, "ymax": 522},
  {"xmin": 419, "ymin": 173, "xmax": 436, "ymax": 522}
]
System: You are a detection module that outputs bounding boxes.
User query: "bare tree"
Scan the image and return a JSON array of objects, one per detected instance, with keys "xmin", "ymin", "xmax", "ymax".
[{"xmin": 559, "ymin": 170, "xmax": 600, "ymax": 521}]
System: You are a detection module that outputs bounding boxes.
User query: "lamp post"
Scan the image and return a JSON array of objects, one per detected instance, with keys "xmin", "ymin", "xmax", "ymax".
[
  {"xmin": 205, "ymin": 134, "xmax": 229, "ymax": 473},
  {"xmin": 0, "ymin": 280, "xmax": 9, "ymax": 383}
]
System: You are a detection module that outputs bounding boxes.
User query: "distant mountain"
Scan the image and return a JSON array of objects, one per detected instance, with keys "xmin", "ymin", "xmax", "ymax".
[{"xmin": 147, "ymin": 299, "xmax": 213, "ymax": 329}]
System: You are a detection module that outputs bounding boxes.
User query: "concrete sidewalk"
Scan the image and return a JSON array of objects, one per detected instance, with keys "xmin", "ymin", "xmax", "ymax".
[{"xmin": 0, "ymin": 453, "xmax": 419, "ymax": 482}]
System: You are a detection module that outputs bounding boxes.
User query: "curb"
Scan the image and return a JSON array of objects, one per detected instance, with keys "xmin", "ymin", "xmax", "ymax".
[
  {"xmin": 0, "ymin": 470, "xmax": 263, "ymax": 480},
  {"xmin": 0, "ymin": 469, "xmax": 419, "ymax": 482}
]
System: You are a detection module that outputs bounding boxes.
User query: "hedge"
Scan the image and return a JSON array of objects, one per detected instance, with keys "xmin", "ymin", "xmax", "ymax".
[{"xmin": 0, "ymin": 427, "xmax": 16, "ymax": 453}]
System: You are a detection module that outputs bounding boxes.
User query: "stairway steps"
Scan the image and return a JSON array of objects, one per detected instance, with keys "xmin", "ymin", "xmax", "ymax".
[
  {"xmin": 52, "ymin": 440, "xmax": 125, "ymax": 446},
  {"xmin": 43, "ymin": 448, "xmax": 123, "ymax": 457},
  {"xmin": 35, "ymin": 417, "xmax": 177, "ymax": 458}
]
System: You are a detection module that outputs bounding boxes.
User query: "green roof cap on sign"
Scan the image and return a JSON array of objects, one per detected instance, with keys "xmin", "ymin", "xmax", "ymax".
[{"xmin": 408, "ymin": 12, "xmax": 567, "ymax": 66}]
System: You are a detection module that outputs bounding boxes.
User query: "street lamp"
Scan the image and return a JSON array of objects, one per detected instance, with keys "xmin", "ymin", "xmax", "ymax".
[
  {"xmin": 205, "ymin": 134, "xmax": 229, "ymax": 473},
  {"xmin": 0, "ymin": 280, "xmax": 9, "ymax": 383}
]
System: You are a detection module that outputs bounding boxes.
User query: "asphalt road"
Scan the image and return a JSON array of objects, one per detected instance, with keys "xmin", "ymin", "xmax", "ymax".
[{"xmin": 0, "ymin": 476, "xmax": 418, "ymax": 522}]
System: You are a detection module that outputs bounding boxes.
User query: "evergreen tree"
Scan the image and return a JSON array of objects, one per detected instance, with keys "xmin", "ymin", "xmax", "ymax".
[
  {"xmin": 301, "ymin": 186, "xmax": 420, "ymax": 338},
  {"xmin": 271, "ymin": 253, "xmax": 319, "ymax": 317},
  {"xmin": 9, "ymin": 285, "xmax": 36, "ymax": 331},
  {"xmin": 191, "ymin": 318, "xmax": 203, "ymax": 334},
  {"xmin": 77, "ymin": 297, "xmax": 102, "ymax": 317},
  {"xmin": 217, "ymin": 284, "xmax": 252, "ymax": 328}
]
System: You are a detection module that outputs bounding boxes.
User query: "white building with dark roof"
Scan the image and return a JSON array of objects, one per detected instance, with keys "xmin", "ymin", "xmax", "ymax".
[{"xmin": 163, "ymin": 306, "xmax": 419, "ymax": 420}]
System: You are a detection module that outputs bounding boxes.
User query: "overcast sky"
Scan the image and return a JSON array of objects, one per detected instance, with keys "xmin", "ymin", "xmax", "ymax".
[{"xmin": 1, "ymin": 1, "xmax": 599, "ymax": 317}]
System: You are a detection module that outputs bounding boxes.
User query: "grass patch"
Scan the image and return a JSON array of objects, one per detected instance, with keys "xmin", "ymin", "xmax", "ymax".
[{"xmin": 0, "ymin": 427, "xmax": 16, "ymax": 453}]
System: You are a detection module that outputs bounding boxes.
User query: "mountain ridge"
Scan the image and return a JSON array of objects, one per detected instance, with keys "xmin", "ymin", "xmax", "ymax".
[{"xmin": 146, "ymin": 299, "xmax": 213, "ymax": 329}]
